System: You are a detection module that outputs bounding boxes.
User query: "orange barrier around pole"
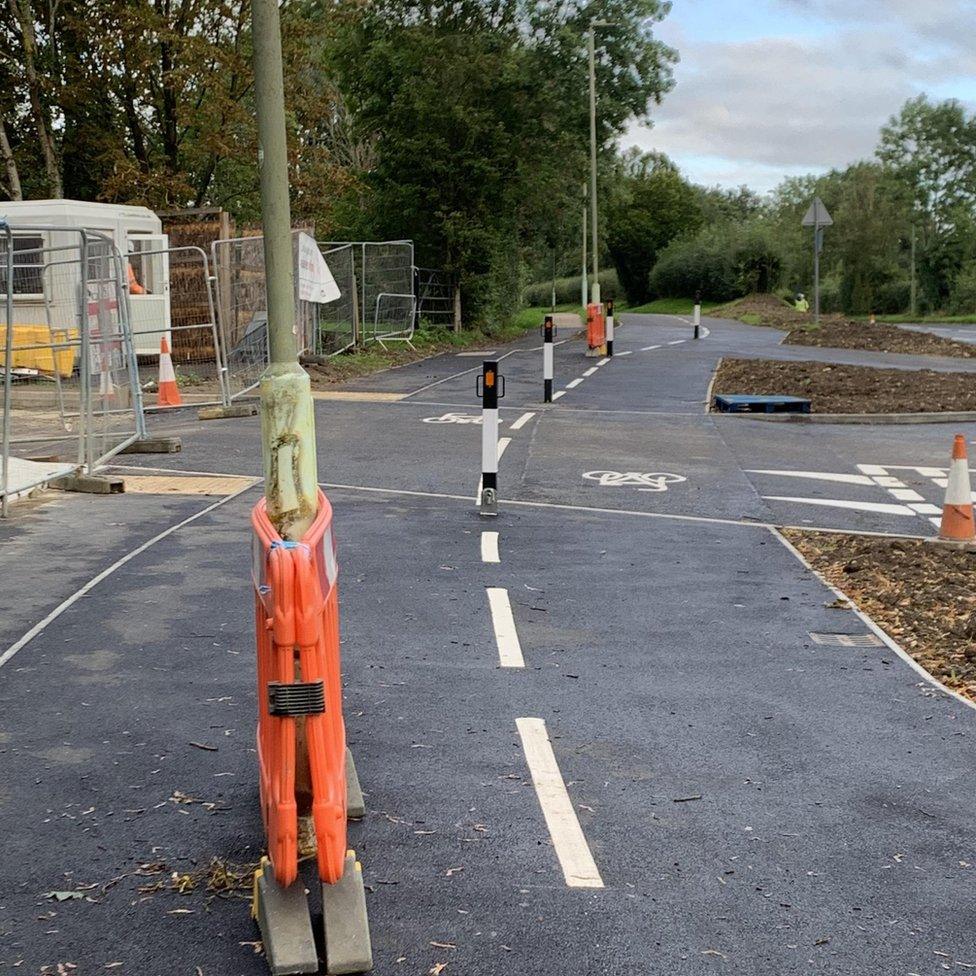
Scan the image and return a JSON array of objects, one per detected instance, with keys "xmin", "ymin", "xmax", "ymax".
[
  {"xmin": 252, "ymin": 489, "xmax": 347, "ymax": 888},
  {"xmin": 586, "ymin": 302, "xmax": 605, "ymax": 351}
]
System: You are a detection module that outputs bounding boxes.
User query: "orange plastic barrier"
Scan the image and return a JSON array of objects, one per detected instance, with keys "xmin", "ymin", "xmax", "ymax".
[
  {"xmin": 586, "ymin": 302, "xmax": 605, "ymax": 350},
  {"xmin": 251, "ymin": 490, "xmax": 347, "ymax": 887}
]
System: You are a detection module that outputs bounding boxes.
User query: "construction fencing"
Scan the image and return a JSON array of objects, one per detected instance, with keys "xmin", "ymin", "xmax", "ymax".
[
  {"xmin": 0, "ymin": 225, "xmax": 145, "ymax": 514},
  {"xmin": 321, "ymin": 240, "xmax": 416, "ymax": 346}
]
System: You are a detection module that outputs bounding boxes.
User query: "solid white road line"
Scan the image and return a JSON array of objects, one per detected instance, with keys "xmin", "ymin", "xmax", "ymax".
[
  {"xmin": 510, "ymin": 411, "xmax": 536, "ymax": 431},
  {"xmin": 481, "ymin": 531, "xmax": 500, "ymax": 564},
  {"xmin": 516, "ymin": 717, "xmax": 604, "ymax": 889},
  {"xmin": 487, "ymin": 588, "xmax": 524, "ymax": 668},
  {"xmin": 0, "ymin": 481, "xmax": 259, "ymax": 670},
  {"xmin": 763, "ymin": 495, "xmax": 916, "ymax": 516},
  {"xmin": 552, "ymin": 390, "xmax": 566, "ymax": 399},
  {"xmin": 746, "ymin": 469, "xmax": 875, "ymax": 486},
  {"xmin": 566, "ymin": 378, "xmax": 583, "ymax": 389},
  {"xmin": 583, "ymin": 367, "xmax": 598, "ymax": 377}
]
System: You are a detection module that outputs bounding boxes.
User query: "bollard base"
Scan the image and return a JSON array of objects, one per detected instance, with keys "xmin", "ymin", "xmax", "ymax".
[
  {"xmin": 120, "ymin": 436, "xmax": 182, "ymax": 454},
  {"xmin": 51, "ymin": 473, "xmax": 124, "ymax": 495},
  {"xmin": 345, "ymin": 747, "xmax": 365, "ymax": 820},
  {"xmin": 322, "ymin": 851, "xmax": 373, "ymax": 975},
  {"xmin": 252, "ymin": 858, "xmax": 318, "ymax": 975},
  {"xmin": 584, "ymin": 344, "xmax": 607, "ymax": 358},
  {"xmin": 479, "ymin": 487, "xmax": 498, "ymax": 517},
  {"xmin": 198, "ymin": 403, "xmax": 258, "ymax": 421}
]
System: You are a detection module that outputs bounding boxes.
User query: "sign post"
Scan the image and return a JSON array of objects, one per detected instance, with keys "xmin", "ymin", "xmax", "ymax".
[{"xmin": 802, "ymin": 197, "xmax": 833, "ymax": 326}]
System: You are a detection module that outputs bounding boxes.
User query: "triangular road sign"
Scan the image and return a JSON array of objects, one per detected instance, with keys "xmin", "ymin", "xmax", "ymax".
[{"xmin": 802, "ymin": 196, "xmax": 833, "ymax": 227}]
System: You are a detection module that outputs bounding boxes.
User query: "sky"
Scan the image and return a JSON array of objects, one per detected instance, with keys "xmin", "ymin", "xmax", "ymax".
[{"xmin": 625, "ymin": 0, "xmax": 976, "ymax": 194}]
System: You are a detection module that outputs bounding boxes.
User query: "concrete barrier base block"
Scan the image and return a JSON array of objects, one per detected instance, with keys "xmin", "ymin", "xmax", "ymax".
[
  {"xmin": 51, "ymin": 473, "xmax": 124, "ymax": 495},
  {"xmin": 120, "ymin": 436, "xmax": 182, "ymax": 454},
  {"xmin": 253, "ymin": 859, "xmax": 318, "ymax": 976},
  {"xmin": 198, "ymin": 403, "xmax": 258, "ymax": 421},
  {"xmin": 322, "ymin": 852, "xmax": 373, "ymax": 974},
  {"xmin": 345, "ymin": 748, "xmax": 365, "ymax": 820}
]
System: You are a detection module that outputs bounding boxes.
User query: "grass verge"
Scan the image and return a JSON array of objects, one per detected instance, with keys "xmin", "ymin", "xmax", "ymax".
[
  {"xmin": 304, "ymin": 307, "xmax": 566, "ymax": 388},
  {"xmin": 784, "ymin": 529, "xmax": 976, "ymax": 703},
  {"xmin": 624, "ymin": 297, "xmax": 721, "ymax": 315}
]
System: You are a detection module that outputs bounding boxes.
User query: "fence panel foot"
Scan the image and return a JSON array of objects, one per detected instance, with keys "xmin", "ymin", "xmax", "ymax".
[
  {"xmin": 252, "ymin": 858, "xmax": 318, "ymax": 975},
  {"xmin": 345, "ymin": 748, "xmax": 365, "ymax": 820},
  {"xmin": 322, "ymin": 851, "xmax": 373, "ymax": 975},
  {"xmin": 198, "ymin": 403, "xmax": 258, "ymax": 421},
  {"xmin": 51, "ymin": 473, "xmax": 125, "ymax": 495},
  {"xmin": 120, "ymin": 436, "xmax": 182, "ymax": 454}
]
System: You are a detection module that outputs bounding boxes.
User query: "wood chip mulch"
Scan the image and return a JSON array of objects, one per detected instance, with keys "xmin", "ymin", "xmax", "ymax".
[
  {"xmin": 712, "ymin": 357, "xmax": 976, "ymax": 414},
  {"xmin": 783, "ymin": 529, "xmax": 976, "ymax": 702}
]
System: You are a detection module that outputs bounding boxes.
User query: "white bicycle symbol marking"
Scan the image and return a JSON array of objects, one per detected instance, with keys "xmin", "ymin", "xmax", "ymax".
[
  {"xmin": 583, "ymin": 470, "xmax": 687, "ymax": 493},
  {"xmin": 423, "ymin": 413, "xmax": 483, "ymax": 425}
]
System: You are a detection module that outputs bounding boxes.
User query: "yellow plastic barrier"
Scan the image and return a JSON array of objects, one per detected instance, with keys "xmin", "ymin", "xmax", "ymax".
[{"xmin": 0, "ymin": 325, "xmax": 77, "ymax": 377}]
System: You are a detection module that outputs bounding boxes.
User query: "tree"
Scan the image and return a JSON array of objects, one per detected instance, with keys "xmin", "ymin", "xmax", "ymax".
[{"xmin": 606, "ymin": 151, "xmax": 701, "ymax": 303}]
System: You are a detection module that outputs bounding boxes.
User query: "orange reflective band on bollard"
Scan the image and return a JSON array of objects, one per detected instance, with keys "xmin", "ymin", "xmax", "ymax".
[
  {"xmin": 586, "ymin": 302, "xmax": 605, "ymax": 350},
  {"xmin": 251, "ymin": 489, "xmax": 348, "ymax": 889}
]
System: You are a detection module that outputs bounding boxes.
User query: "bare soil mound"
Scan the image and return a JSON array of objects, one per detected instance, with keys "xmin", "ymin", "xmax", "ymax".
[
  {"xmin": 712, "ymin": 357, "xmax": 976, "ymax": 414},
  {"xmin": 716, "ymin": 293, "xmax": 976, "ymax": 358},
  {"xmin": 785, "ymin": 530, "xmax": 976, "ymax": 703}
]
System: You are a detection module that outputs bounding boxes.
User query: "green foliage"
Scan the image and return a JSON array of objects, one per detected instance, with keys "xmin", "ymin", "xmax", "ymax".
[
  {"xmin": 649, "ymin": 222, "xmax": 785, "ymax": 302},
  {"xmin": 522, "ymin": 270, "xmax": 620, "ymax": 308},
  {"xmin": 605, "ymin": 150, "xmax": 702, "ymax": 304},
  {"xmin": 949, "ymin": 262, "xmax": 976, "ymax": 316}
]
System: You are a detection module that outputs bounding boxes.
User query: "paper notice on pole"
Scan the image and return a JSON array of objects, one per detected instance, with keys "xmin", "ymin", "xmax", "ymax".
[{"xmin": 297, "ymin": 233, "xmax": 341, "ymax": 304}]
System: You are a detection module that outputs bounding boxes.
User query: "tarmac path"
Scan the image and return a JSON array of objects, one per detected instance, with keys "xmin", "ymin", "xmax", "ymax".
[{"xmin": 1, "ymin": 313, "xmax": 974, "ymax": 975}]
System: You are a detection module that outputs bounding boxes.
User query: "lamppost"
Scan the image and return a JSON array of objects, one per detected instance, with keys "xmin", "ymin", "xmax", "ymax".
[{"xmin": 588, "ymin": 20, "xmax": 613, "ymax": 306}]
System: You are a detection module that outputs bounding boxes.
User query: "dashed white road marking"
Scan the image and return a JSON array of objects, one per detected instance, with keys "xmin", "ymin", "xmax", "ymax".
[
  {"xmin": 597, "ymin": 358, "xmax": 610, "ymax": 366},
  {"xmin": 908, "ymin": 502, "xmax": 942, "ymax": 515},
  {"xmin": 487, "ymin": 588, "xmax": 524, "ymax": 668},
  {"xmin": 617, "ymin": 351, "xmax": 633, "ymax": 357},
  {"xmin": 566, "ymin": 378, "xmax": 583, "ymax": 389},
  {"xmin": 509, "ymin": 411, "xmax": 535, "ymax": 431},
  {"xmin": 497, "ymin": 437, "xmax": 512, "ymax": 461},
  {"xmin": 516, "ymin": 717, "xmax": 604, "ymax": 889},
  {"xmin": 856, "ymin": 464, "xmax": 888, "ymax": 476},
  {"xmin": 640, "ymin": 345, "xmax": 661, "ymax": 351},
  {"xmin": 890, "ymin": 488, "xmax": 925, "ymax": 502},
  {"xmin": 668, "ymin": 339, "xmax": 685, "ymax": 345},
  {"xmin": 481, "ymin": 531, "xmax": 500, "ymax": 564},
  {"xmin": 583, "ymin": 367, "xmax": 598, "ymax": 377},
  {"xmin": 552, "ymin": 390, "xmax": 566, "ymax": 399},
  {"xmin": 763, "ymin": 495, "xmax": 917, "ymax": 516}
]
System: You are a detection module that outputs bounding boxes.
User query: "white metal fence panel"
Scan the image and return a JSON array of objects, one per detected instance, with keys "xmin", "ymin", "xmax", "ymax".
[{"xmin": 1, "ymin": 226, "xmax": 144, "ymax": 513}]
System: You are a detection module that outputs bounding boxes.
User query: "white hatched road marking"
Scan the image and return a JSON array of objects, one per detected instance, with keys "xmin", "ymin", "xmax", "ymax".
[
  {"xmin": 487, "ymin": 588, "xmax": 524, "ymax": 668},
  {"xmin": 516, "ymin": 717, "xmax": 604, "ymax": 889},
  {"xmin": 481, "ymin": 531, "xmax": 500, "ymax": 564},
  {"xmin": 509, "ymin": 411, "xmax": 535, "ymax": 431},
  {"xmin": 763, "ymin": 496, "xmax": 917, "ymax": 516},
  {"xmin": 747, "ymin": 469, "xmax": 874, "ymax": 486},
  {"xmin": 857, "ymin": 463, "xmax": 947, "ymax": 530}
]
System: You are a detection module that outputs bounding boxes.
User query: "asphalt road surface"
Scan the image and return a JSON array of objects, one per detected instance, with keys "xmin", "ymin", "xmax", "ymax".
[{"xmin": 1, "ymin": 313, "xmax": 974, "ymax": 975}]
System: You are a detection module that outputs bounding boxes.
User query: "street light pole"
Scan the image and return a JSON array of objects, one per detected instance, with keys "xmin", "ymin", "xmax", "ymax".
[
  {"xmin": 588, "ymin": 22, "xmax": 600, "ymax": 305},
  {"xmin": 252, "ymin": 0, "xmax": 318, "ymax": 540}
]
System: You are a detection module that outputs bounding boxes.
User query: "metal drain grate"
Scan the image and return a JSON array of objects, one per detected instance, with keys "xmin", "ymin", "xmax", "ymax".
[{"xmin": 809, "ymin": 632, "xmax": 884, "ymax": 647}]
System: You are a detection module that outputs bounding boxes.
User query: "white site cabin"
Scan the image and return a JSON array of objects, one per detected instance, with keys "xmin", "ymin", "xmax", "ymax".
[{"xmin": 2, "ymin": 198, "xmax": 170, "ymax": 357}]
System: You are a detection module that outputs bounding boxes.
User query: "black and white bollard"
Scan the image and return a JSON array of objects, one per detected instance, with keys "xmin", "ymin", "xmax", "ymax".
[
  {"xmin": 606, "ymin": 299, "xmax": 615, "ymax": 357},
  {"xmin": 543, "ymin": 316, "xmax": 554, "ymax": 402},
  {"xmin": 693, "ymin": 291, "xmax": 701, "ymax": 340},
  {"xmin": 478, "ymin": 360, "xmax": 504, "ymax": 516}
]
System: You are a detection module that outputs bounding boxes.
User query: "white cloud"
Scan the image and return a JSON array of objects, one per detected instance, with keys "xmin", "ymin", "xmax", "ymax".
[{"xmin": 627, "ymin": 2, "xmax": 976, "ymax": 190}]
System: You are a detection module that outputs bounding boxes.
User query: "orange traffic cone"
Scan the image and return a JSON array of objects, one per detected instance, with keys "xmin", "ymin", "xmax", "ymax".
[
  {"xmin": 939, "ymin": 434, "xmax": 975, "ymax": 541},
  {"xmin": 157, "ymin": 336, "xmax": 182, "ymax": 408}
]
